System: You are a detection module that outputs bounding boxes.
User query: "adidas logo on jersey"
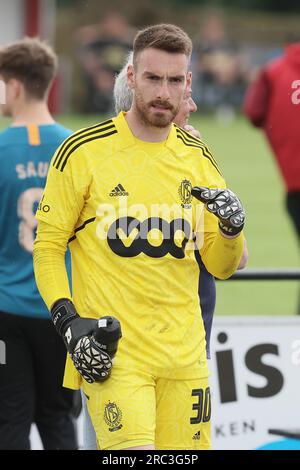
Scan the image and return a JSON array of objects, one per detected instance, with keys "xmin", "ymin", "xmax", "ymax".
[
  {"xmin": 192, "ymin": 431, "xmax": 201, "ymax": 440},
  {"xmin": 109, "ymin": 184, "xmax": 129, "ymax": 197}
]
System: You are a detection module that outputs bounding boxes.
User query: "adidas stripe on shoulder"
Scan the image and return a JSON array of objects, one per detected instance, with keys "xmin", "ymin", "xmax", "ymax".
[
  {"xmin": 175, "ymin": 125, "xmax": 222, "ymax": 176},
  {"xmin": 53, "ymin": 119, "xmax": 118, "ymax": 172}
]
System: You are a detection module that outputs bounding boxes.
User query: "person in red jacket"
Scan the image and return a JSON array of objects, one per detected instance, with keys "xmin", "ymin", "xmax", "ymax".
[{"xmin": 243, "ymin": 37, "xmax": 300, "ymax": 241}]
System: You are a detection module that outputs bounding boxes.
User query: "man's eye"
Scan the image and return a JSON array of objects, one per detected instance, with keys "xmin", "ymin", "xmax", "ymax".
[
  {"xmin": 148, "ymin": 76, "xmax": 159, "ymax": 81},
  {"xmin": 170, "ymin": 78, "xmax": 183, "ymax": 83}
]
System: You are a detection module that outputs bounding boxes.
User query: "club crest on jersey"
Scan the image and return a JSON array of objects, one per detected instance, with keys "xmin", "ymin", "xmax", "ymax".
[
  {"xmin": 104, "ymin": 401, "xmax": 123, "ymax": 432},
  {"xmin": 178, "ymin": 178, "xmax": 192, "ymax": 208}
]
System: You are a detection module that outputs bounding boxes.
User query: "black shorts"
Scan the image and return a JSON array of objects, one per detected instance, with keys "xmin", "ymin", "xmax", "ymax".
[{"xmin": 0, "ymin": 311, "xmax": 78, "ymax": 449}]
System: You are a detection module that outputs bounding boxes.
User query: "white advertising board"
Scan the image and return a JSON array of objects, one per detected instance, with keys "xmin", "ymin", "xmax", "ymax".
[{"xmin": 209, "ymin": 316, "xmax": 300, "ymax": 449}]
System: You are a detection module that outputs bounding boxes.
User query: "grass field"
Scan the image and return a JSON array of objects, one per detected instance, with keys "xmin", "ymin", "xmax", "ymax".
[{"xmin": 1, "ymin": 113, "xmax": 299, "ymax": 316}]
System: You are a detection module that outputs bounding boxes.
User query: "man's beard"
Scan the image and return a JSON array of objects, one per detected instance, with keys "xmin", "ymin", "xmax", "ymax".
[{"xmin": 134, "ymin": 87, "xmax": 179, "ymax": 128}]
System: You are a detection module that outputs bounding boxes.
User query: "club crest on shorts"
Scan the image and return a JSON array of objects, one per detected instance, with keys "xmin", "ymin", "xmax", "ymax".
[
  {"xmin": 104, "ymin": 401, "xmax": 123, "ymax": 432},
  {"xmin": 178, "ymin": 178, "xmax": 192, "ymax": 208}
]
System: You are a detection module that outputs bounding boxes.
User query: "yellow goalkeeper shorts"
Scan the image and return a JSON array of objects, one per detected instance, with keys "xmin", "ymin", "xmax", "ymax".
[{"xmin": 82, "ymin": 366, "xmax": 211, "ymax": 450}]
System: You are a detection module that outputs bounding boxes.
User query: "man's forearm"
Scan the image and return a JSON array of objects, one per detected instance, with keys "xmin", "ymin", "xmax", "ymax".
[
  {"xmin": 33, "ymin": 221, "xmax": 72, "ymax": 310},
  {"xmin": 237, "ymin": 238, "xmax": 248, "ymax": 270},
  {"xmin": 200, "ymin": 230, "xmax": 245, "ymax": 279}
]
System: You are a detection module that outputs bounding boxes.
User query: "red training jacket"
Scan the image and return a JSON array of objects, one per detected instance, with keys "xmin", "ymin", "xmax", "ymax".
[{"xmin": 243, "ymin": 43, "xmax": 300, "ymax": 192}]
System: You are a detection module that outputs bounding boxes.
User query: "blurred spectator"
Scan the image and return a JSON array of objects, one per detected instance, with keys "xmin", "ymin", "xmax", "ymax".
[
  {"xmin": 243, "ymin": 36, "xmax": 300, "ymax": 241},
  {"xmin": 0, "ymin": 38, "xmax": 78, "ymax": 449},
  {"xmin": 192, "ymin": 13, "xmax": 248, "ymax": 115},
  {"xmin": 243, "ymin": 36, "xmax": 300, "ymax": 312},
  {"xmin": 76, "ymin": 11, "xmax": 136, "ymax": 113}
]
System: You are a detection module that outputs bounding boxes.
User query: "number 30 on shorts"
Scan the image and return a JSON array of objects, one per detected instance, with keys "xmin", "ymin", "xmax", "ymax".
[{"xmin": 190, "ymin": 387, "xmax": 211, "ymax": 424}]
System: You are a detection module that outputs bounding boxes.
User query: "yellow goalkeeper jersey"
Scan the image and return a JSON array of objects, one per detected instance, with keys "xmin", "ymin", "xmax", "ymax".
[{"xmin": 36, "ymin": 112, "xmax": 226, "ymax": 389}]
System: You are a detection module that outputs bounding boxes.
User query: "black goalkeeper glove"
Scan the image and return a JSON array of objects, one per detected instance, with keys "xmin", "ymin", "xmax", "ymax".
[
  {"xmin": 51, "ymin": 298, "xmax": 122, "ymax": 383},
  {"xmin": 191, "ymin": 186, "xmax": 245, "ymax": 236}
]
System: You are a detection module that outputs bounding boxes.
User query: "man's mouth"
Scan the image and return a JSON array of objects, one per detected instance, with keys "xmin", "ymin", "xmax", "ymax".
[{"xmin": 150, "ymin": 103, "xmax": 172, "ymax": 111}]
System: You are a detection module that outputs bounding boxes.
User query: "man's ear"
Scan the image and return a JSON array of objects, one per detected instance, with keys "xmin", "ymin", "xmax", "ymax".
[
  {"xmin": 127, "ymin": 64, "xmax": 135, "ymax": 90},
  {"xmin": 10, "ymin": 78, "xmax": 23, "ymax": 99}
]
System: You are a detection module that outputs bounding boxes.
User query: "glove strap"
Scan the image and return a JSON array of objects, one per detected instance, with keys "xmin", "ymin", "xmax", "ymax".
[
  {"xmin": 219, "ymin": 221, "xmax": 244, "ymax": 236},
  {"xmin": 51, "ymin": 298, "xmax": 78, "ymax": 336}
]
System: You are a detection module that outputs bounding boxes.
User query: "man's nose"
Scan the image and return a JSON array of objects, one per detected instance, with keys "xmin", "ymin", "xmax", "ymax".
[
  {"xmin": 157, "ymin": 81, "xmax": 170, "ymax": 100},
  {"xmin": 189, "ymin": 98, "xmax": 197, "ymax": 113}
]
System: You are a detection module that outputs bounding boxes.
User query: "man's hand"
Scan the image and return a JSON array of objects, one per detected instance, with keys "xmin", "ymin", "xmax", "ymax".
[
  {"xmin": 51, "ymin": 298, "xmax": 121, "ymax": 383},
  {"xmin": 191, "ymin": 186, "xmax": 245, "ymax": 236},
  {"xmin": 183, "ymin": 124, "xmax": 202, "ymax": 139}
]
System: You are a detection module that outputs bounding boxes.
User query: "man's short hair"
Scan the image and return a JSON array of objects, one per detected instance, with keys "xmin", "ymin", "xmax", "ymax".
[
  {"xmin": 0, "ymin": 37, "xmax": 58, "ymax": 100},
  {"xmin": 114, "ymin": 51, "xmax": 133, "ymax": 114},
  {"xmin": 133, "ymin": 23, "xmax": 192, "ymax": 66}
]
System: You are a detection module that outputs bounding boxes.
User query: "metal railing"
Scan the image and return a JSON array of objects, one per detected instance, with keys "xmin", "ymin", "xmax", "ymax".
[{"xmin": 228, "ymin": 268, "xmax": 300, "ymax": 281}]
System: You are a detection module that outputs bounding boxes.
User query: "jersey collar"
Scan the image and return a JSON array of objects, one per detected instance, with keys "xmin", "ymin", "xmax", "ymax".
[{"xmin": 113, "ymin": 111, "xmax": 178, "ymax": 152}]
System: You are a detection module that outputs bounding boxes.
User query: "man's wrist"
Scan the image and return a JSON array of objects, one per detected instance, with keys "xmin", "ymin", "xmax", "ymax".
[
  {"xmin": 218, "ymin": 219, "xmax": 244, "ymax": 237},
  {"xmin": 218, "ymin": 228, "xmax": 242, "ymax": 240},
  {"xmin": 50, "ymin": 298, "xmax": 78, "ymax": 337}
]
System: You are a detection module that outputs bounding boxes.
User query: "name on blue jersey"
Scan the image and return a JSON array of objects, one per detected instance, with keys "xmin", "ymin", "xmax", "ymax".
[{"xmin": 16, "ymin": 161, "xmax": 49, "ymax": 179}]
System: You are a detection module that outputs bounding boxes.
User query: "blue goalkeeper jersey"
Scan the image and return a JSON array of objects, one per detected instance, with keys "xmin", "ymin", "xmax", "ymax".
[{"xmin": 0, "ymin": 123, "xmax": 72, "ymax": 319}]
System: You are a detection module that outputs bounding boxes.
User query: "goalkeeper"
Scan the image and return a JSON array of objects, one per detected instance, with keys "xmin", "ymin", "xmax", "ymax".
[
  {"xmin": 34, "ymin": 23, "xmax": 246, "ymax": 451},
  {"xmin": 80, "ymin": 51, "xmax": 248, "ymax": 450}
]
